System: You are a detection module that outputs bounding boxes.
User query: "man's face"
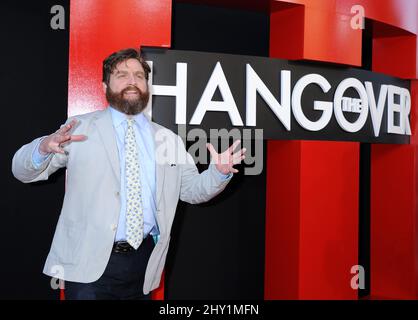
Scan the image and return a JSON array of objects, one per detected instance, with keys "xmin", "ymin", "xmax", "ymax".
[{"xmin": 104, "ymin": 58, "xmax": 150, "ymax": 115}]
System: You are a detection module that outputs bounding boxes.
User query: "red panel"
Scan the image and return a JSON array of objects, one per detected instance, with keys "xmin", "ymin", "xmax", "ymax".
[
  {"xmin": 68, "ymin": 0, "xmax": 172, "ymax": 117},
  {"xmin": 369, "ymin": 79, "xmax": 418, "ymax": 299},
  {"xmin": 298, "ymin": 141, "xmax": 359, "ymax": 299},
  {"xmin": 265, "ymin": 141, "xmax": 301, "ymax": 299},
  {"xmin": 269, "ymin": 4, "xmax": 305, "ymax": 60},
  {"xmin": 302, "ymin": 7, "xmax": 362, "ymax": 65},
  {"xmin": 371, "ymin": 144, "xmax": 417, "ymax": 299},
  {"xmin": 336, "ymin": 0, "xmax": 418, "ymax": 78},
  {"xmin": 269, "ymin": 0, "xmax": 362, "ymax": 65},
  {"xmin": 336, "ymin": 0, "xmax": 418, "ymax": 35},
  {"xmin": 373, "ymin": 35, "xmax": 417, "ymax": 79},
  {"xmin": 265, "ymin": 141, "xmax": 359, "ymax": 299},
  {"xmin": 269, "ymin": 0, "xmax": 418, "ymax": 70},
  {"xmin": 68, "ymin": 0, "xmax": 171, "ymax": 300},
  {"xmin": 268, "ymin": 0, "xmax": 418, "ymax": 301},
  {"xmin": 268, "ymin": 0, "xmax": 360, "ymax": 300}
]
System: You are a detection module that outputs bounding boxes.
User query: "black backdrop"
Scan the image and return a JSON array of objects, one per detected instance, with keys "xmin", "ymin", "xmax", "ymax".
[
  {"xmin": 1, "ymin": 0, "xmax": 70, "ymax": 299},
  {"xmin": 159, "ymin": 2, "xmax": 269, "ymax": 300},
  {"xmin": 0, "ymin": 1, "xmax": 268, "ymax": 299}
]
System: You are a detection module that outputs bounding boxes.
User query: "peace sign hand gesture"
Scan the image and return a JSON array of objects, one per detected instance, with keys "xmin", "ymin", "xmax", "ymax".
[{"xmin": 39, "ymin": 119, "xmax": 87, "ymax": 155}]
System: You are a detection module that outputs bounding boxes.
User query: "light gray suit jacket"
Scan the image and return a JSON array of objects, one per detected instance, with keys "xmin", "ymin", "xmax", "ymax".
[{"xmin": 12, "ymin": 108, "xmax": 232, "ymax": 294}]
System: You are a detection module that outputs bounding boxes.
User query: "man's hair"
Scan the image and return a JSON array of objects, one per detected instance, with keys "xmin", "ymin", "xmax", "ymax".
[{"xmin": 102, "ymin": 48, "xmax": 151, "ymax": 85}]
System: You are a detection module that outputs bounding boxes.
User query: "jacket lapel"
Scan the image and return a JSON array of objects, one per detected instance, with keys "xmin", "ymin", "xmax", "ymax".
[
  {"xmin": 93, "ymin": 108, "xmax": 165, "ymax": 210},
  {"xmin": 146, "ymin": 115, "xmax": 166, "ymax": 209},
  {"xmin": 93, "ymin": 108, "xmax": 121, "ymax": 185}
]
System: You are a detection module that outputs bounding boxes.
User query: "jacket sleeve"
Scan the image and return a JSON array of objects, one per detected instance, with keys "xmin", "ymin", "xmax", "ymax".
[
  {"xmin": 11, "ymin": 136, "xmax": 68, "ymax": 183},
  {"xmin": 11, "ymin": 118, "xmax": 76, "ymax": 183},
  {"xmin": 178, "ymin": 135, "xmax": 233, "ymax": 204}
]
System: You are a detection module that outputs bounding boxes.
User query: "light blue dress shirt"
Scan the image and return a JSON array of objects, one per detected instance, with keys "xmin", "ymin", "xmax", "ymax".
[
  {"xmin": 109, "ymin": 106, "xmax": 159, "ymax": 241},
  {"xmin": 32, "ymin": 139, "xmax": 52, "ymax": 167}
]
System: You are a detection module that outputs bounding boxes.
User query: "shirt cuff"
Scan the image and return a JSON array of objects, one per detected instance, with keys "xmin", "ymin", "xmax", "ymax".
[
  {"xmin": 32, "ymin": 138, "xmax": 51, "ymax": 169},
  {"xmin": 213, "ymin": 166, "xmax": 232, "ymax": 181}
]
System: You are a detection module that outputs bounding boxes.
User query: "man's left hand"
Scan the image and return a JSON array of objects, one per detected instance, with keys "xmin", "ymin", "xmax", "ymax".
[{"xmin": 206, "ymin": 140, "xmax": 246, "ymax": 175}]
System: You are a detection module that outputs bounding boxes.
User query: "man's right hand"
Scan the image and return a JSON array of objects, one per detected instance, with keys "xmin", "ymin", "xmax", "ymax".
[{"xmin": 39, "ymin": 119, "xmax": 87, "ymax": 155}]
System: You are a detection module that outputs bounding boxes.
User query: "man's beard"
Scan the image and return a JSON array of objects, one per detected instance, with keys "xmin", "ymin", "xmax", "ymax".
[{"xmin": 106, "ymin": 85, "xmax": 150, "ymax": 115}]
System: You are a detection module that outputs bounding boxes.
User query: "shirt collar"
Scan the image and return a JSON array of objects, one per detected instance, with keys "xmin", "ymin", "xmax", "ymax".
[{"xmin": 109, "ymin": 106, "xmax": 148, "ymax": 129}]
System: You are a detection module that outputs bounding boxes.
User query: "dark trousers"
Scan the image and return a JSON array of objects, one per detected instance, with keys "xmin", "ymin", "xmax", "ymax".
[{"xmin": 64, "ymin": 235, "xmax": 155, "ymax": 300}]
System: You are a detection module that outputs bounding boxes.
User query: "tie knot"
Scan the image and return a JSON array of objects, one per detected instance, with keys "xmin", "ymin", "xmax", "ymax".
[{"xmin": 127, "ymin": 118, "xmax": 135, "ymax": 127}]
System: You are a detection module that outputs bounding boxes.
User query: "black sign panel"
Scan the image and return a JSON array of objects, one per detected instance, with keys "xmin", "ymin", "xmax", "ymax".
[{"xmin": 142, "ymin": 48, "xmax": 411, "ymax": 144}]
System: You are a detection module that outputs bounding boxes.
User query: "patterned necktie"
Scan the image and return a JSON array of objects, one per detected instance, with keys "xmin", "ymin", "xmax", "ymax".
[{"xmin": 125, "ymin": 118, "xmax": 143, "ymax": 249}]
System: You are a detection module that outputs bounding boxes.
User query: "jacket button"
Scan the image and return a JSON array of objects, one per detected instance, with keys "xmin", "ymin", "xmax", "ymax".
[
  {"xmin": 111, "ymin": 224, "xmax": 117, "ymax": 231},
  {"xmin": 115, "ymin": 192, "xmax": 120, "ymax": 197}
]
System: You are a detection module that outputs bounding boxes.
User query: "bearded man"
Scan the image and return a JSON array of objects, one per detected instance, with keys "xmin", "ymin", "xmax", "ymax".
[{"xmin": 11, "ymin": 48, "xmax": 245, "ymax": 300}]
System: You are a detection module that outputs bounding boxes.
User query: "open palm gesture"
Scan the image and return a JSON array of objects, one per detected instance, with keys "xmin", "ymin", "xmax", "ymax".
[{"xmin": 206, "ymin": 140, "xmax": 246, "ymax": 175}]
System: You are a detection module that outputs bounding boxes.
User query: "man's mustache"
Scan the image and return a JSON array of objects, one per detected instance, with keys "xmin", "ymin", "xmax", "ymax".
[{"xmin": 121, "ymin": 86, "xmax": 141, "ymax": 95}]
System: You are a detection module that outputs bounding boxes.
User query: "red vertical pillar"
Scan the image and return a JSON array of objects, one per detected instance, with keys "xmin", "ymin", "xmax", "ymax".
[
  {"xmin": 265, "ymin": 141, "xmax": 301, "ymax": 299},
  {"xmin": 266, "ymin": 0, "xmax": 418, "ymax": 300},
  {"xmin": 265, "ymin": 0, "xmax": 360, "ymax": 299},
  {"xmin": 68, "ymin": 0, "xmax": 172, "ymax": 300},
  {"xmin": 366, "ymin": 0, "xmax": 418, "ymax": 297},
  {"xmin": 68, "ymin": 0, "xmax": 172, "ymax": 117},
  {"xmin": 270, "ymin": 0, "xmax": 362, "ymax": 65},
  {"xmin": 265, "ymin": 140, "xmax": 359, "ymax": 299},
  {"xmin": 370, "ymin": 80, "xmax": 418, "ymax": 299}
]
